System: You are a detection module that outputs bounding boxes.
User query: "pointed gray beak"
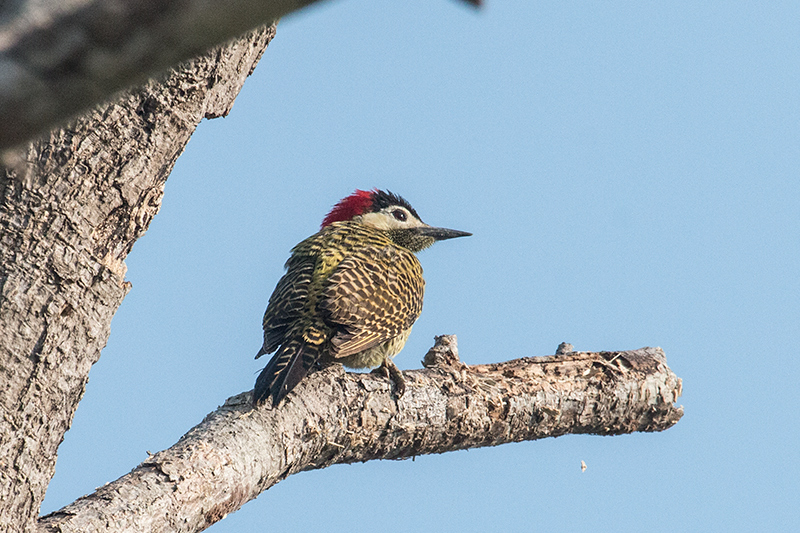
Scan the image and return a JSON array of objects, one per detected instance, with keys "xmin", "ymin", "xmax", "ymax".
[{"xmin": 416, "ymin": 226, "xmax": 472, "ymax": 241}]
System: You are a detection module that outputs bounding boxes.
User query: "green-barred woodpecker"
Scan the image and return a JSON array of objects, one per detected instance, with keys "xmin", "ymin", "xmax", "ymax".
[{"xmin": 253, "ymin": 189, "xmax": 471, "ymax": 407}]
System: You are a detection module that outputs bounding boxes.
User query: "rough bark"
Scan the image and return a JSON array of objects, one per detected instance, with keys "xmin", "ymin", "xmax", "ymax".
[
  {"xmin": 37, "ymin": 336, "xmax": 683, "ymax": 533},
  {"xmin": 0, "ymin": 24, "xmax": 276, "ymax": 533},
  {"xmin": 0, "ymin": 0, "xmax": 318, "ymax": 148}
]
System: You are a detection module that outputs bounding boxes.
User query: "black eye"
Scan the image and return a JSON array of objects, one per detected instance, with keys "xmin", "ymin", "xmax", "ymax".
[{"xmin": 392, "ymin": 209, "xmax": 407, "ymax": 222}]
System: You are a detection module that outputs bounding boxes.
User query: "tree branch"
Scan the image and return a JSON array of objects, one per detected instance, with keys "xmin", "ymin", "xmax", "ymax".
[
  {"xmin": 38, "ymin": 336, "xmax": 683, "ymax": 533},
  {"xmin": 0, "ymin": 0, "xmax": 321, "ymax": 149},
  {"xmin": 0, "ymin": 0, "xmax": 481, "ymax": 149}
]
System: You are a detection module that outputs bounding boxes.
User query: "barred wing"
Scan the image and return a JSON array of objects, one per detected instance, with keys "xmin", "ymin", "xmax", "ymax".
[
  {"xmin": 319, "ymin": 246, "xmax": 424, "ymax": 359},
  {"xmin": 257, "ymin": 258, "xmax": 314, "ymax": 357}
]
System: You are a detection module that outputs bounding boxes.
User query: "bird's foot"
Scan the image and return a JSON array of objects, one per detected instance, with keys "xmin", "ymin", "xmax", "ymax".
[
  {"xmin": 371, "ymin": 365, "xmax": 389, "ymax": 379},
  {"xmin": 373, "ymin": 358, "xmax": 406, "ymax": 398}
]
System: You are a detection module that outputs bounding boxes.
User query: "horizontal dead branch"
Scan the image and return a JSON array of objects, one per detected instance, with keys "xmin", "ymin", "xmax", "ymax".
[
  {"xmin": 38, "ymin": 336, "xmax": 682, "ymax": 533},
  {"xmin": 0, "ymin": 0, "xmax": 480, "ymax": 149}
]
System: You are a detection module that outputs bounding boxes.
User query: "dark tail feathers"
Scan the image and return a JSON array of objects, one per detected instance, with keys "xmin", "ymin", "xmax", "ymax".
[{"xmin": 253, "ymin": 340, "xmax": 319, "ymax": 407}]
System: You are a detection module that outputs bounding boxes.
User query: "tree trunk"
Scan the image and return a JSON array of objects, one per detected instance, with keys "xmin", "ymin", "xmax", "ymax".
[
  {"xmin": 0, "ymin": 24, "xmax": 276, "ymax": 533},
  {"xmin": 37, "ymin": 337, "xmax": 683, "ymax": 533}
]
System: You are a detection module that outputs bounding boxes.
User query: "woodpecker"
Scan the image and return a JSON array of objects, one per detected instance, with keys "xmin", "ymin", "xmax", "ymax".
[{"xmin": 253, "ymin": 189, "xmax": 471, "ymax": 407}]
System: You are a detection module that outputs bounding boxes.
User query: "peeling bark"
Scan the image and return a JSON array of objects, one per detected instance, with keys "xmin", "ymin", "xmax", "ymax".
[
  {"xmin": 38, "ymin": 336, "xmax": 683, "ymax": 533},
  {"xmin": 0, "ymin": 24, "xmax": 276, "ymax": 533}
]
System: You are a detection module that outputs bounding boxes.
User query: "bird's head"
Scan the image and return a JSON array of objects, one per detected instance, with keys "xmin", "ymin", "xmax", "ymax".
[{"xmin": 321, "ymin": 189, "xmax": 471, "ymax": 252}]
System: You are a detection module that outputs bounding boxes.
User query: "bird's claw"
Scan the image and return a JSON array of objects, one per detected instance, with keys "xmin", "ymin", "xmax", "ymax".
[{"xmin": 373, "ymin": 359, "xmax": 406, "ymax": 398}]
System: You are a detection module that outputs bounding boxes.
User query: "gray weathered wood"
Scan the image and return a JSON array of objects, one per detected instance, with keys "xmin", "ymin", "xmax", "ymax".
[
  {"xmin": 38, "ymin": 337, "xmax": 683, "ymax": 533},
  {"xmin": 0, "ymin": 24, "xmax": 276, "ymax": 533},
  {"xmin": 0, "ymin": 0, "xmax": 482, "ymax": 149},
  {"xmin": 0, "ymin": 0, "xmax": 315, "ymax": 148}
]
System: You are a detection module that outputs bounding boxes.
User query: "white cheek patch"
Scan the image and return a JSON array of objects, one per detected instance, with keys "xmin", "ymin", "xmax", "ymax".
[
  {"xmin": 358, "ymin": 212, "xmax": 395, "ymax": 230},
  {"xmin": 358, "ymin": 210, "xmax": 426, "ymax": 231}
]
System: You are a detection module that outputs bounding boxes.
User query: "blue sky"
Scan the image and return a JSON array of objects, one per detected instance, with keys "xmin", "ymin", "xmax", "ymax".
[{"xmin": 43, "ymin": 1, "xmax": 799, "ymax": 531}]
